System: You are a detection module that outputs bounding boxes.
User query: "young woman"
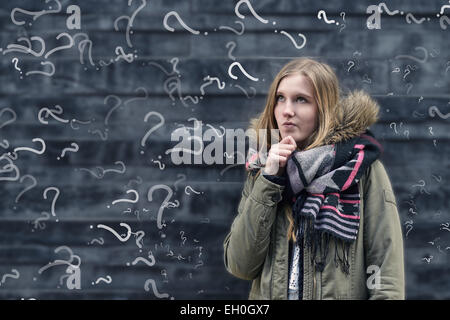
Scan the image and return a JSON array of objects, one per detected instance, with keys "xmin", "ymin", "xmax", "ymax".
[{"xmin": 223, "ymin": 58, "xmax": 405, "ymax": 300}]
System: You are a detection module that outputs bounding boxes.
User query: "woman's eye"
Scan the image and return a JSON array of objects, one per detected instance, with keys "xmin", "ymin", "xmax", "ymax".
[
  {"xmin": 296, "ymin": 96, "xmax": 306, "ymax": 102},
  {"xmin": 276, "ymin": 95, "xmax": 285, "ymax": 102}
]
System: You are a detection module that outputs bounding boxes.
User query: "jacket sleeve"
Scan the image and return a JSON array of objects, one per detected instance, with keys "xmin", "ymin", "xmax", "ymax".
[
  {"xmin": 363, "ymin": 160, "xmax": 405, "ymax": 299},
  {"xmin": 223, "ymin": 171, "xmax": 285, "ymax": 280}
]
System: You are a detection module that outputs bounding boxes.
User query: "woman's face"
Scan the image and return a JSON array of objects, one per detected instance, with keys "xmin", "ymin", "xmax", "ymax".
[{"xmin": 274, "ymin": 74, "xmax": 319, "ymax": 149}]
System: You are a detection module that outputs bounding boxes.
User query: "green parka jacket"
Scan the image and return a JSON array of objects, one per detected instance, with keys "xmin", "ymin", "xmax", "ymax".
[
  {"xmin": 223, "ymin": 91, "xmax": 405, "ymax": 300},
  {"xmin": 224, "ymin": 161, "xmax": 405, "ymax": 300}
]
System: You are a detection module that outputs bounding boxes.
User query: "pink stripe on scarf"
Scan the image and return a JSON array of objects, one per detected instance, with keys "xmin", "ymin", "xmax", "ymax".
[
  {"xmin": 245, "ymin": 153, "xmax": 258, "ymax": 170},
  {"xmin": 321, "ymin": 205, "xmax": 360, "ymax": 220},
  {"xmin": 342, "ymin": 144, "xmax": 364, "ymax": 191},
  {"xmin": 339, "ymin": 199, "xmax": 360, "ymax": 204}
]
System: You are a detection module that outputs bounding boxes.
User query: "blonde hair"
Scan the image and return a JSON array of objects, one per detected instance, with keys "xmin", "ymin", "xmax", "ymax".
[{"xmin": 248, "ymin": 57, "xmax": 341, "ymax": 242}]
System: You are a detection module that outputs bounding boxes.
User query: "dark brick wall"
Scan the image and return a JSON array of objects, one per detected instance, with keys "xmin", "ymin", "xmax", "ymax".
[{"xmin": 0, "ymin": 0, "xmax": 448, "ymax": 300}]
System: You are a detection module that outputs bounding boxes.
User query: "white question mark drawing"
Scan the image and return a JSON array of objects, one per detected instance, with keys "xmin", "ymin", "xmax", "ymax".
[
  {"xmin": 13, "ymin": 137, "xmax": 46, "ymax": 156},
  {"xmin": 110, "ymin": 189, "xmax": 139, "ymax": 206},
  {"xmin": 405, "ymin": 221, "xmax": 413, "ymax": 238},
  {"xmin": 362, "ymin": 74, "xmax": 371, "ymax": 84},
  {"xmin": 219, "ymin": 21, "xmax": 245, "ymax": 35},
  {"xmin": 132, "ymin": 230, "xmax": 145, "ymax": 248},
  {"xmin": 113, "ymin": 0, "xmax": 147, "ymax": 47},
  {"xmin": 115, "ymin": 46, "xmax": 134, "ymax": 63},
  {"xmin": 0, "ymin": 269, "xmax": 20, "ymax": 286},
  {"xmin": 180, "ymin": 231, "xmax": 187, "ymax": 246},
  {"xmin": 317, "ymin": 10, "xmax": 338, "ymax": 25},
  {"xmin": 44, "ymin": 32, "xmax": 74, "ymax": 59},
  {"xmin": 11, "ymin": 57, "xmax": 22, "ymax": 74},
  {"xmin": 339, "ymin": 12, "xmax": 345, "ymax": 32},
  {"xmin": 226, "ymin": 41, "xmax": 237, "ymax": 61},
  {"xmin": 88, "ymin": 237, "xmax": 104, "ymax": 245},
  {"xmin": 0, "ymin": 107, "xmax": 17, "ymax": 129},
  {"xmin": 25, "ymin": 61, "xmax": 56, "ymax": 77},
  {"xmin": 235, "ymin": 0, "xmax": 268, "ymax": 24},
  {"xmin": 140, "ymin": 111, "xmax": 165, "ymax": 149},
  {"xmin": 403, "ymin": 67, "xmax": 411, "ymax": 79},
  {"xmin": 104, "ymin": 95, "xmax": 123, "ymax": 126},
  {"xmin": 440, "ymin": 223, "xmax": 450, "ymax": 232},
  {"xmin": 405, "ymin": 13, "xmax": 426, "ymax": 24},
  {"xmin": 200, "ymin": 76, "xmax": 226, "ymax": 95},
  {"xmin": 406, "ymin": 83, "xmax": 413, "ymax": 95},
  {"xmin": 163, "ymin": 11, "xmax": 200, "ymax": 35},
  {"xmin": 147, "ymin": 184, "xmax": 173, "ymax": 230},
  {"xmin": 43, "ymin": 187, "xmax": 60, "ymax": 221},
  {"xmin": 151, "ymin": 156, "xmax": 165, "ymax": 170},
  {"xmin": 279, "ymin": 31, "xmax": 306, "ymax": 50},
  {"xmin": 403, "ymin": 130, "xmax": 409, "ymax": 140},
  {"xmin": 15, "ymin": 174, "xmax": 37, "ymax": 203},
  {"xmin": 438, "ymin": 4, "xmax": 450, "ymax": 16},
  {"xmin": 96, "ymin": 223, "xmax": 132, "ymax": 242},
  {"xmin": 57, "ymin": 142, "xmax": 79, "ymax": 160},
  {"xmin": 428, "ymin": 106, "xmax": 450, "ymax": 120},
  {"xmin": 183, "ymin": 95, "xmax": 199, "ymax": 105},
  {"xmin": 92, "ymin": 275, "xmax": 112, "ymax": 285},
  {"xmin": 0, "ymin": 139, "xmax": 9, "ymax": 149},
  {"xmin": 32, "ymin": 212, "xmax": 50, "ymax": 230},
  {"xmin": 431, "ymin": 174, "xmax": 442, "ymax": 183},
  {"xmin": 228, "ymin": 61, "xmax": 259, "ymax": 81},
  {"xmin": 395, "ymin": 46, "xmax": 428, "ymax": 64},
  {"xmin": 389, "ymin": 122, "xmax": 398, "ymax": 134},
  {"xmin": 37, "ymin": 105, "xmax": 68, "ymax": 125},
  {"xmin": 347, "ymin": 61, "xmax": 355, "ymax": 72},
  {"xmin": 11, "ymin": 1, "xmax": 62, "ymax": 26},
  {"xmin": 102, "ymin": 161, "xmax": 126, "ymax": 175},
  {"xmin": 234, "ymin": 84, "xmax": 256, "ymax": 99},
  {"xmin": 73, "ymin": 33, "xmax": 95, "ymax": 66},
  {"xmin": 127, "ymin": 254, "xmax": 155, "ymax": 267},
  {"xmin": 428, "ymin": 127, "xmax": 434, "ymax": 135},
  {"xmin": 144, "ymin": 278, "xmax": 172, "ymax": 299},
  {"xmin": 184, "ymin": 185, "xmax": 202, "ymax": 195}
]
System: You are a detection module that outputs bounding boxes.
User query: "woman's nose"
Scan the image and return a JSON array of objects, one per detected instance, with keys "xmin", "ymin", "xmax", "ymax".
[{"xmin": 282, "ymin": 100, "xmax": 295, "ymax": 117}]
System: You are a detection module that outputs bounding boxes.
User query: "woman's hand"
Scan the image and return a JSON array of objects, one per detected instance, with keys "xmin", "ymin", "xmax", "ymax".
[{"xmin": 263, "ymin": 135, "xmax": 297, "ymax": 176}]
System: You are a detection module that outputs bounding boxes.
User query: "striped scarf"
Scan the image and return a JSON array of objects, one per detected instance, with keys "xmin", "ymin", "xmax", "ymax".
[{"xmin": 286, "ymin": 129, "xmax": 382, "ymax": 274}]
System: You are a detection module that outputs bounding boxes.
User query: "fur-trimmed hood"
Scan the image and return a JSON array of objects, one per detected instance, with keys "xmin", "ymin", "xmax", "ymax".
[{"xmin": 324, "ymin": 90, "xmax": 380, "ymax": 145}]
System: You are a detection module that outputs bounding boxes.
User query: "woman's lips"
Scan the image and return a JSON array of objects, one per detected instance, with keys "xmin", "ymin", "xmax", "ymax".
[{"xmin": 282, "ymin": 123, "xmax": 297, "ymax": 129}]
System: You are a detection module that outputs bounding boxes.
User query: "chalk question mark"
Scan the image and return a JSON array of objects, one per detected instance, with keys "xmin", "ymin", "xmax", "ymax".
[
  {"xmin": 15, "ymin": 174, "xmax": 37, "ymax": 203},
  {"xmin": 228, "ymin": 62, "xmax": 259, "ymax": 81},
  {"xmin": 11, "ymin": 58, "xmax": 22, "ymax": 74},
  {"xmin": 110, "ymin": 189, "xmax": 139, "ymax": 207},
  {"xmin": 140, "ymin": 111, "xmax": 165, "ymax": 151},
  {"xmin": 57, "ymin": 142, "xmax": 79, "ymax": 160},
  {"xmin": 163, "ymin": 11, "xmax": 200, "ymax": 35},
  {"xmin": 184, "ymin": 185, "xmax": 202, "ymax": 195},
  {"xmin": 96, "ymin": 223, "xmax": 132, "ymax": 242},
  {"xmin": 0, "ymin": 269, "xmax": 20, "ymax": 286},
  {"xmin": 235, "ymin": 0, "xmax": 268, "ymax": 24},
  {"xmin": 144, "ymin": 278, "xmax": 172, "ymax": 299},
  {"xmin": 43, "ymin": 187, "xmax": 60, "ymax": 221},
  {"xmin": 317, "ymin": 10, "xmax": 338, "ymax": 25},
  {"xmin": 147, "ymin": 184, "xmax": 173, "ymax": 230},
  {"xmin": 347, "ymin": 61, "xmax": 355, "ymax": 72},
  {"xmin": 92, "ymin": 276, "xmax": 112, "ymax": 285}
]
